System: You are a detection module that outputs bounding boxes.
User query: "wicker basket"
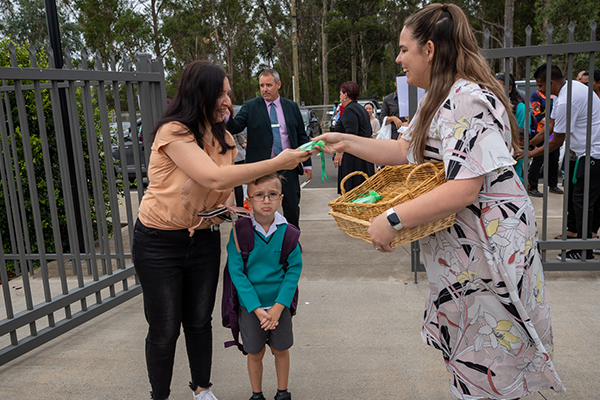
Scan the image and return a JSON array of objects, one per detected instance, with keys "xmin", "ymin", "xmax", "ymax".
[{"xmin": 328, "ymin": 162, "xmax": 456, "ymax": 248}]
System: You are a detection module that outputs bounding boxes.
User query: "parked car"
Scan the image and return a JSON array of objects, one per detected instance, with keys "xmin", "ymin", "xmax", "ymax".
[
  {"xmin": 111, "ymin": 118, "xmax": 146, "ymax": 182},
  {"xmin": 300, "ymin": 108, "xmax": 322, "ymax": 138}
]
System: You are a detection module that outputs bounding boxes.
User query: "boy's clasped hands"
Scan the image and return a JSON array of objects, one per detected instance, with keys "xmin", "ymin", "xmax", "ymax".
[{"xmin": 254, "ymin": 303, "xmax": 285, "ymax": 331}]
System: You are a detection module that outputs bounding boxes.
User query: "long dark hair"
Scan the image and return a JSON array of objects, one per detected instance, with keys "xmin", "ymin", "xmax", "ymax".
[
  {"xmin": 495, "ymin": 72, "xmax": 524, "ymax": 109},
  {"xmin": 151, "ymin": 60, "xmax": 234, "ymax": 154},
  {"xmin": 403, "ymin": 4, "xmax": 519, "ymax": 163}
]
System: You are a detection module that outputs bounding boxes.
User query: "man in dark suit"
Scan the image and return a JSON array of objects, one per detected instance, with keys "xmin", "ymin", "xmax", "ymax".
[
  {"xmin": 379, "ymin": 73, "xmax": 409, "ymax": 139},
  {"xmin": 227, "ymin": 69, "xmax": 312, "ymax": 228}
]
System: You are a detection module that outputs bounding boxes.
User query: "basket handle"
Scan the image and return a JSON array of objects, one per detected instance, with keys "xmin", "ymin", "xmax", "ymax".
[
  {"xmin": 404, "ymin": 162, "xmax": 441, "ymax": 199},
  {"xmin": 340, "ymin": 171, "xmax": 369, "ymax": 198}
]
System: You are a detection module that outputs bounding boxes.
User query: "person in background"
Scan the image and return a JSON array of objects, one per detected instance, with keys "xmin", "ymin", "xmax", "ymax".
[
  {"xmin": 379, "ymin": 72, "xmax": 409, "ymax": 139},
  {"xmin": 527, "ymin": 80, "xmax": 563, "ymax": 197},
  {"xmin": 527, "ymin": 64, "xmax": 600, "ymax": 260},
  {"xmin": 495, "ymin": 72, "xmax": 528, "ymax": 184},
  {"xmin": 233, "ymin": 131, "xmax": 247, "ymax": 207},
  {"xmin": 315, "ymin": 4, "xmax": 564, "ymax": 399},
  {"xmin": 227, "ymin": 69, "xmax": 312, "ymax": 229},
  {"xmin": 330, "ymin": 81, "xmax": 375, "ymax": 194},
  {"xmin": 132, "ymin": 61, "xmax": 311, "ymax": 400},
  {"xmin": 581, "ymin": 69, "xmax": 600, "ymax": 99},
  {"xmin": 364, "ymin": 102, "xmax": 380, "ymax": 137}
]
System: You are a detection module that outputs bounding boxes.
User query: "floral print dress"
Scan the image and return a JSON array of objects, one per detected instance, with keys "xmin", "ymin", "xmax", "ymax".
[{"xmin": 401, "ymin": 79, "xmax": 565, "ymax": 399}]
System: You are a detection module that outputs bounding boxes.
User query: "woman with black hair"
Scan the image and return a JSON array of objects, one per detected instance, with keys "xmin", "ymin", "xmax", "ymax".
[
  {"xmin": 330, "ymin": 81, "xmax": 375, "ymax": 194},
  {"xmin": 132, "ymin": 61, "xmax": 311, "ymax": 400}
]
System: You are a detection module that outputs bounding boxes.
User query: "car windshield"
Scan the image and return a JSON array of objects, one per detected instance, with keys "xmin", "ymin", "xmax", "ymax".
[{"xmin": 300, "ymin": 109, "xmax": 309, "ymax": 124}]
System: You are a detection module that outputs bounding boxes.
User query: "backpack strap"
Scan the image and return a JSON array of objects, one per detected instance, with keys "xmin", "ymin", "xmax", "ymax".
[
  {"xmin": 279, "ymin": 223, "xmax": 301, "ymax": 271},
  {"xmin": 279, "ymin": 223, "xmax": 301, "ymax": 316},
  {"xmin": 234, "ymin": 217, "xmax": 255, "ymax": 274},
  {"xmin": 223, "ymin": 217, "xmax": 255, "ymax": 354}
]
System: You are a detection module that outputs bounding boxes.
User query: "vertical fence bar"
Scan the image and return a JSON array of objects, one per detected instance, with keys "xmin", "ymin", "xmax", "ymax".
[
  {"xmin": 47, "ymin": 45, "xmax": 83, "ymax": 318},
  {"xmin": 94, "ymin": 52, "xmax": 122, "ymax": 298},
  {"xmin": 110, "ymin": 53, "xmax": 134, "ymax": 267},
  {"xmin": 7, "ymin": 44, "xmax": 38, "ymax": 338}
]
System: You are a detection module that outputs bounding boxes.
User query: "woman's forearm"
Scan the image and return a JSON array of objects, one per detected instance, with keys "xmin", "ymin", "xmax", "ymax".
[
  {"xmin": 164, "ymin": 141, "xmax": 308, "ymax": 190},
  {"xmin": 393, "ymin": 176, "xmax": 484, "ymax": 229},
  {"xmin": 342, "ymin": 136, "xmax": 410, "ymax": 165}
]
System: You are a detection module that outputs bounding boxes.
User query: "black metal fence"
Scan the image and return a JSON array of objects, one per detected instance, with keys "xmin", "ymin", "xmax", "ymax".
[
  {"xmin": 411, "ymin": 21, "xmax": 600, "ymax": 279},
  {"xmin": 0, "ymin": 45, "xmax": 166, "ymax": 365}
]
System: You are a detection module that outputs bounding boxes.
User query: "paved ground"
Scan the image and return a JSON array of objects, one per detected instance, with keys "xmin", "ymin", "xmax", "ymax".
[{"xmin": 1, "ymin": 179, "xmax": 599, "ymax": 399}]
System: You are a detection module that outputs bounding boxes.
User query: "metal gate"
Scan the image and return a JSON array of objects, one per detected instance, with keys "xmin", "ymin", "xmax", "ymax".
[
  {"xmin": 411, "ymin": 21, "xmax": 600, "ymax": 279},
  {"xmin": 0, "ymin": 45, "xmax": 167, "ymax": 365}
]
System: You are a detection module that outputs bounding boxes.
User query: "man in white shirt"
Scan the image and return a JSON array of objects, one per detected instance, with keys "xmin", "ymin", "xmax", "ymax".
[{"xmin": 528, "ymin": 63, "xmax": 600, "ymax": 260}]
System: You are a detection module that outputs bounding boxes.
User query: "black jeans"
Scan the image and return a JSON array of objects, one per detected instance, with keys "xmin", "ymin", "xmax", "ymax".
[
  {"xmin": 132, "ymin": 219, "xmax": 221, "ymax": 400},
  {"xmin": 573, "ymin": 157, "xmax": 600, "ymax": 242}
]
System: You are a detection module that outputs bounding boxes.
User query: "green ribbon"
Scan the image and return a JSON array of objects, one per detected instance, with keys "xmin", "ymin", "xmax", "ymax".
[
  {"xmin": 299, "ymin": 140, "xmax": 329, "ymax": 182},
  {"xmin": 572, "ymin": 157, "xmax": 580, "ymax": 185},
  {"xmin": 349, "ymin": 190, "xmax": 383, "ymax": 204}
]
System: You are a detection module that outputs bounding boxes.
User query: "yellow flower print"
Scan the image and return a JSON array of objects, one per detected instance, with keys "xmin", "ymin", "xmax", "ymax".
[
  {"xmin": 485, "ymin": 218, "xmax": 500, "ymax": 237},
  {"xmin": 533, "ymin": 272, "xmax": 543, "ymax": 304},
  {"xmin": 456, "ymin": 270, "xmax": 477, "ymax": 284},
  {"xmin": 493, "ymin": 320, "xmax": 521, "ymax": 350},
  {"xmin": 453, "ymin": 116, "xmax": 471, "ymax": 139},
  {"xmin": 524, "ymin": 234, "xmax": 534, "ymax": 255}
]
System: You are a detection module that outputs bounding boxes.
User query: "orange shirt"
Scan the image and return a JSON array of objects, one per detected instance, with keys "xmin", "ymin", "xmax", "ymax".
[{"xmin": 138, "ymin": 122, "xmax": 237, "ymax": 231}]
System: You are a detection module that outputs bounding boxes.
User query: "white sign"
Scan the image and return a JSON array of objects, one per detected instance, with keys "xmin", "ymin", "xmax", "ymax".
[{"xmin": 396, "ymin": 76, "xmax": 426, "ymax": 118}]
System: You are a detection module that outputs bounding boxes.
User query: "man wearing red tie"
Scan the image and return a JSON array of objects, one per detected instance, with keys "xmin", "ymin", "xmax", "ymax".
[{"xmin": 227, "ymin": 69, "xmax": 312, "ymax": 228}]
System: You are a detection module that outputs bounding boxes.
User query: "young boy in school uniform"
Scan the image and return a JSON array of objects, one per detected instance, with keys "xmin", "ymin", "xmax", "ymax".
[{"xmin": 226, "ymin": 173, "xmax": 302, "ymax": 400}]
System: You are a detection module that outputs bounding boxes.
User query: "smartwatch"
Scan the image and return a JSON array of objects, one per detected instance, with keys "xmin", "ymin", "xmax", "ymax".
[{"xmin": 386, "ymin": 208, "xmax": 403, "ymax": 231}]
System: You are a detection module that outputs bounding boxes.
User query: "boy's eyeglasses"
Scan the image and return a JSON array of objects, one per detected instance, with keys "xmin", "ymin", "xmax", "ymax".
[{"xmin": 249, "ymin": 192, "xmax": 282, "ymax": 202}]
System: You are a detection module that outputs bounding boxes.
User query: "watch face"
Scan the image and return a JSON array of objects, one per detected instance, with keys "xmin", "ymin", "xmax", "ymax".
[{"xmin": 387, "ymin": 212, "xmax": 401, "ymax": 227}]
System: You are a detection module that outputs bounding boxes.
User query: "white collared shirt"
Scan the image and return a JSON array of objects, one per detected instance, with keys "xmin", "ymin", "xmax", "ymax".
[
  {"xmin": 552, "ymin": 80, "xmax": 600, "ymax": 158},
  {"xmin": 251, "ymin": 211, "xmax": 288, "ymax": 238}
]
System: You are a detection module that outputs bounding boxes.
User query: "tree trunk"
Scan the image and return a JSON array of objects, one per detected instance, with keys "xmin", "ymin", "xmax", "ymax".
[
  {"xmin": 211, "ymin": 0, "xmax": 223, "ymax": 66},
  {"xmin": 504, "ymin": 0, "xmax": 514, "ymax": 73},
  {"xmin": 321, "ymin": 0, "xmax": 329, "ymax": 104},
  {"xmin": 350, "ymin": 32, "xmax": 357, "ymax": 83},
  {"xmin": 360, "ymin": 31, "xmax": 368, "ymax": 93}
]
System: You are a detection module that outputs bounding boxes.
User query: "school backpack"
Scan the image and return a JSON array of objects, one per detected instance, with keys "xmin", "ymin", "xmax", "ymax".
[{"xmin": 221, "ymin": 217, "xmax": 301, "ymax": 354}]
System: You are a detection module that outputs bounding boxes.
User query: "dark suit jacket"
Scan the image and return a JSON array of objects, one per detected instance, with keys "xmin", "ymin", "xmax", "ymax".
[{"xmin": 227, "ymin": 96, "xmax": 312, "ymax": 167}]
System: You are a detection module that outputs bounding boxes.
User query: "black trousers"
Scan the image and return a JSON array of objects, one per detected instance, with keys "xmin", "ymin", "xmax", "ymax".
[
  {"xmin": 279, "ymin": 169, "xmax": 301, "ymax": 228},
  {"xmin": 528, "ymin": 147, "xmax": 560, "ymax": 190},
  {"xmin": 573, "ymin": 157, "xmax": 600, "ymax": 241},
  {"xmin": 132, "ymin": 220, "xmax": 221, "ymax": 400}
]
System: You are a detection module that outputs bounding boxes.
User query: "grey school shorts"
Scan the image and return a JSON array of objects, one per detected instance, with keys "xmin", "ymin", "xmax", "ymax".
[{"xmin": 239, "ymin": 306, "xmax": 294, "ymax": 355}]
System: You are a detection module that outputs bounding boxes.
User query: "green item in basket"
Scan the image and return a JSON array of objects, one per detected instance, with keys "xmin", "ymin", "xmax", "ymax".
[
  {"xmin": 298, "ymin": 140, "xmax": 329, "ymax": 182},
  {"xmin": 349, "ymin": 190, "xmax": 382, "ymax": 204}
]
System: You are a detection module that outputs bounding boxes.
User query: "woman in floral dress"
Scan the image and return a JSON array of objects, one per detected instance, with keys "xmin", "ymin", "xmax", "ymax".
[{"xmin": 315, "ymin": 4, "xmax": 565, "ymax": 399}]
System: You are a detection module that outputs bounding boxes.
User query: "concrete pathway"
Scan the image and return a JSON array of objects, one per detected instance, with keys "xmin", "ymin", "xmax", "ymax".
[{"xmin": 0, "ymin": 187, "xmax": 597, "ymax": 399}]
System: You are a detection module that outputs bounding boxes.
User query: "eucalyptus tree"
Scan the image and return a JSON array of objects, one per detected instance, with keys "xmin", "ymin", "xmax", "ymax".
[{"xmin": 1, "ymin": 0, "xmax": 83, "ymax": 52}]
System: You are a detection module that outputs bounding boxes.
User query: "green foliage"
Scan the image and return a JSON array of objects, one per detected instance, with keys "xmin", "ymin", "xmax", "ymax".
[
  {"xmin": 1, "ymin": 39, "xmax": 121, "ymax": 273},
  {"xmin": 1, "ymin": 0, "xmax": 83, "ymax": 52},
  {"xmin": 535, "ymin": 0, "xmax": 600, "ymax": 74}
]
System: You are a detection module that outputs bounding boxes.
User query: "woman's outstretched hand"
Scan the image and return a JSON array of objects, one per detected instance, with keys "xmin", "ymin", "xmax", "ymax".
[
  {"xmin": 312, "ymin": 132, "xmax": 346, "ymax": 154},
  {"xmin": 275, "ymin": 148, "xmax": 313, "ymax": 170}
]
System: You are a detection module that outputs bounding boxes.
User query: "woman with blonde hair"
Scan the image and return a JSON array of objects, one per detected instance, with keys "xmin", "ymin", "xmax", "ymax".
[{"xmin": 315, "ymin": 4, "xmax": 564, "ymax": 399}]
